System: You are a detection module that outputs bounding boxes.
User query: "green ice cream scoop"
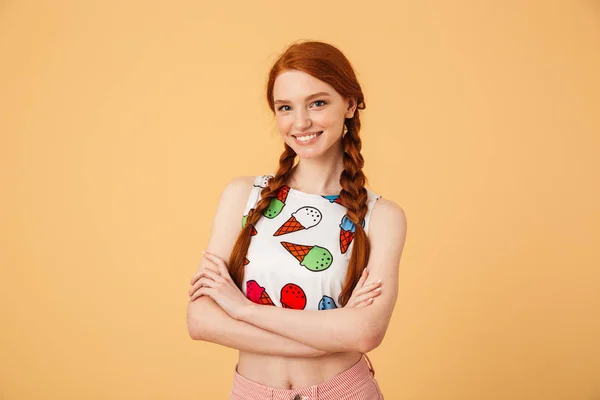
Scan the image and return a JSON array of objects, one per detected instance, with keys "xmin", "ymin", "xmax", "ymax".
[
  {"xmin": 301, "ymin": 246, "xmax": 333, "ymax": 272},
  {"xmin": 263, "ymin": 198, "xmax": 285, "ymax": 219}
]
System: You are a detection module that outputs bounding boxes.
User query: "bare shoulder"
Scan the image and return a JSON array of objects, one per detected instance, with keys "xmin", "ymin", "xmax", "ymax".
[
  {"xmin": 369, "ymin": 197, "xmax": 407, "ymax": 249},
  {"xmin": 372, "ymin": 197, "xmax": 406, "ymax": 224},
  {"xmin": 214, "ymin": 175, "xmax": 256, "ymax": 215},
  {"xmin": 222, "ymin": 175, "xmax": 255, "ymax": 202},
  {"xmin": 204, "ymin": 175, "xmax": 256, "ymax": 260}
]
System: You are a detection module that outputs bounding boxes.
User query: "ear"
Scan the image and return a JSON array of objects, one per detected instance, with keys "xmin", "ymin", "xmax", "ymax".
[{"xmin": 345, "ymin": 97, "xmax": 358, "ymax": 119}]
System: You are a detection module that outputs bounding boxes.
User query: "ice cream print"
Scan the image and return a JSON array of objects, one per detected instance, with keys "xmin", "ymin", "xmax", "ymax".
[
  {"xmin": 246, "ymin": 280, "xmax": 275, "ymax": 305},
  {"xmin": 281, "ymin": 241, "xmax": 333, "ymax": 272},
  {"xmin": 322, "ymin": 194, "xmax": 344, "ymax": 206},
  {"xmin": 241, "ymin": 213, "xmax": 258, "ymax": 235},
  {"xmin": 274, "ymin": 206, "xmax": 322, "ymax": 236},
  {"xmin": 263, "ymin": 185, "xmax": 290, "ymax": 219},
  {"xmin": 339, "ymin": 214, "xmax": 365, "ymax": 254},
  {"xmin": 280, "ymin": 283, "xmax": 307, "ymax": 309},
  {"xmin": 318, "ymin": 295, "xmax": 338, "ymax": 310}
]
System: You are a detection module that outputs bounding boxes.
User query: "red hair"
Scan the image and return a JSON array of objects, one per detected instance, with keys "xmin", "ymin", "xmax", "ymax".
[{"xmin": 228, "ymin": 40, "xmax": 370, "ymax": 307}]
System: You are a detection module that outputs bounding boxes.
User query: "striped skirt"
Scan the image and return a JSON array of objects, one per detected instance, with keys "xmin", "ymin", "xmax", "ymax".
[{"xmin": 230, "ymin": 353, "xmax": 384, "ymax": 400}]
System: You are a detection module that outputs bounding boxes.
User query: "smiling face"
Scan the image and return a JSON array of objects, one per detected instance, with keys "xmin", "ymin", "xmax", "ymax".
[{"xmin": 272, "ymin": 70, "xmax": 356, "ymax": 159}]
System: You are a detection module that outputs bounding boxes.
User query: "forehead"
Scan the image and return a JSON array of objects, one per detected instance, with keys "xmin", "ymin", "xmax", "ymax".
[{"xmin": 273, "ymin": 70, "xmax": 339, "ymax": 100}]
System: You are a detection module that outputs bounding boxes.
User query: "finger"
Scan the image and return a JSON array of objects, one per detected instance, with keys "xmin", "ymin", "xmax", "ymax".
[
  {"xmin": 203, "ymin": 252, "xmax": 227, "ymax": 269},
  {"xmin": 189, "ymin": 286, "xmax": 213, "ymax": 302},
  {"xmin": 356, "ymin": 268, "xmax": 369, "ymax": 288},
  {"xmin": 347, "ymin": 282, "xmax": 381, "ymax": 308},
  {"xmin": 188, "ymin": 277, "xmax": 212, "ymax": 296},
  {"xmin": 351, "ymin": 287, "xmax": 382, "ymax": 305},
  {"xmin": 188, "ymin": 274, "xmax": 219, "ymax": 296},
  {"xmin": 355, "ymin": 298, "xmax": 375, "ymax": 308},
  {"xmin": 349, "ymin": 270, "xmax": 369, "ymax": 298},
  {"xmin": 204, "ymin": 252, "xmax": 234, "ymax": 284},
  {"xmin": 199, "ymin": 268, "xmax": 225, "ymax": 284},
  {"xmin": 189, "ymin": 269, "xmax": 218, "ymax": 291},
  {"xmin": 190, "ymin": 262, "xmax": 219, "ymax": 285},
  {"xmin": 352, "ymin": 280, "xmax": 382, "ymax": 297},
  {"xmin": 190, "ymin": 276, "xmax": 219, "ymax": 297}
]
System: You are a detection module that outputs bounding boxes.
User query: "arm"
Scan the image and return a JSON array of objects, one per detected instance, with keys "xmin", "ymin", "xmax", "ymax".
[
  {"xmin": 186, "ymin": 176, "xmax": 332, "ymax": 357},
  {"xmin": 187, "ymin": 296, "xmax": 329, "ymax": 357},
  {"xmin": 236, "ymin": 199, "xmax": 407, "ymax": 353}
]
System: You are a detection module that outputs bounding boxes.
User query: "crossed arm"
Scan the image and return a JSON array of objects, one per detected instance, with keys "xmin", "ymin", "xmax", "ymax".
[
  {"xmin": 187, "ymin": 296, "xmax": 331, "ymax": 357},
  {"xmin": 186, "ymin": 177, "xmax": 407, "ymax": 356}
]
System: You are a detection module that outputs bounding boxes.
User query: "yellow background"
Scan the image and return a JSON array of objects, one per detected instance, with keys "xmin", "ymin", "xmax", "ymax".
[{"xmin": 2, "ymin": 1, "xmax": 599, "ymax": 399}]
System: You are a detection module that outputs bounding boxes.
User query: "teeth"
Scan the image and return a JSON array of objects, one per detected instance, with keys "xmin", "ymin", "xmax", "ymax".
[{"xmin": 296, "ymin": 132, "xmax": 321, "ymax": 142}]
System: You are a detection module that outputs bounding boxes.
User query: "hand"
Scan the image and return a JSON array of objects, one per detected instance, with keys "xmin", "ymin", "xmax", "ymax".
[
  {"xmin": 188, "ymin": 253, "xmax": 220, "ymax": 292},
  {"xmin": 344, "ymin": 268, "xmax": 382, "ymax": 308},
  {"xmin": 187, "ymin": 251, "xmax": 252, "ymax": 320}
]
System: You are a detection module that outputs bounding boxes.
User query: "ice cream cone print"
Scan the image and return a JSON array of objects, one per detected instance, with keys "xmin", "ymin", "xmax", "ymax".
[
  {"xmin": 280, "ymin": 283, "xmax": 306, "ymax": 309},
  {"xmin": 281, "ymin": 241, "xmax": 311, "ymax": 260},
  {"xmin": 258, "ymin": 290, "xmax": 274, "ymax": 305},
  {"xmin": 274, "ymin": 206, "xmax": 322, "ymax": 236},
  {"xmin": 246, "ymin": 280, "xmax": 274, "ymax": 305},
  {"xmin": 319, "ymin": 295, "xmax": 338, "ymax": 310},
  {"xmin": 339, "ymin": 229, "xmax": 354, "ymax": 254},
  {"xmin": 241, "ymin": 214, "xmax": 258, "ymax": 235},
  {"xmin": 277, "ymin": 185, "xmax": 290, "ymax": 202},
  {"xmin": 339, "ymin": 215, "xmax": 366, "ymax": 254},
  {"xmin": 280, "ymin": 241, "xmax": 333, "ymax": 272},
  {"xmin": 322, "ymin": 194, "xmax": 344, "ymax": 206},
  {"xmin": 263, "ymin": 185, "xmax": 290, "ymax": 219}
]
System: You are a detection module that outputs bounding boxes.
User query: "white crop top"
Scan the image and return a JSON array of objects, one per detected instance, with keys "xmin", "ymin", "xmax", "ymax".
[{"xmin": 241, "ymin": 174, "xmax": 382, "ymax": 311}]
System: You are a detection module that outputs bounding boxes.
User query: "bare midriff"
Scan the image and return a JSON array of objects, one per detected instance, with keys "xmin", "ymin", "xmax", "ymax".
[{"xmin": 236, "ymin": 350, "xmax": 363, "ymax": 389}]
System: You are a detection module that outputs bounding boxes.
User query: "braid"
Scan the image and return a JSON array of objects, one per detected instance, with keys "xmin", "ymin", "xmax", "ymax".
[
  {"xmin": 228, "ymin": 143, "xmax": 297, "ymax": 289},
  {"xmin": 338, "ymin": 115, "xmax": 371, "ymax": 307}
]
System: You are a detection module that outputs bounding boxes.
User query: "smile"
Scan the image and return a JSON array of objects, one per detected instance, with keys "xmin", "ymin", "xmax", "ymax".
[{"xmin": 293, "ymin": 131, "xmax": 323, "ymax": 144}]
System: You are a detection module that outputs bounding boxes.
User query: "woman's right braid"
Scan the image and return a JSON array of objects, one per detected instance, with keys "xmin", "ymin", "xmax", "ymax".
[
  {"xmin": 228, "ymin": 143, "xmax": 296, "ymax": 289},
  {"xmin": 247, "ymin": 143, "xmax": 297, "ymax": 227}
]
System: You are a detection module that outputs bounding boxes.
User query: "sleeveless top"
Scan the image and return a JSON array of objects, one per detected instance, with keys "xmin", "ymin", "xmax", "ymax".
[{"xmin": 240, "ymin": 174, "xmax": 382, "ymax": 311}]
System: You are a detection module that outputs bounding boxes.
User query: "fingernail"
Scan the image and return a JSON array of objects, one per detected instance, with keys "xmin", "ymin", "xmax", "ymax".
[
  {"xmin": 201, "ymin": 251, "xmax": 206, "ymax": 254},
  {"xmin": 376, "ymin": 279, "xmax": 382, "ymax": 284}
]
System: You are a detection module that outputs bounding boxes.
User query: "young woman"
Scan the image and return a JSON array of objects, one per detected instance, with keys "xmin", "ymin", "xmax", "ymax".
[{"xmin": 186, "ymin": 40, "xmax": 407, "ymax": 400}]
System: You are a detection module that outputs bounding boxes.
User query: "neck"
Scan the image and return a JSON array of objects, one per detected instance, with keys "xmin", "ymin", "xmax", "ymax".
[{"xmin": 287, "ymin": 138, "xmax": 345, "ymax": 195}]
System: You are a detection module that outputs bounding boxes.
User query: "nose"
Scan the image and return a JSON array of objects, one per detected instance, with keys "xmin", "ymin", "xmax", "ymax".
[{"xmin": 293, "ymin": 109, "xmax": 312, "ymax": 131}]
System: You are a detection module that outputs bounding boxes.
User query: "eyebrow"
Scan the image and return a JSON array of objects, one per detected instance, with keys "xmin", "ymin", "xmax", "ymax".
[{"xmin": 274, "ymin": 91, "xmax": 331, "ymax": 105}]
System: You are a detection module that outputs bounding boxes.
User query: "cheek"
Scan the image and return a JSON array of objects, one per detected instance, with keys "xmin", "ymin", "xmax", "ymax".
[
  {"xmin": 315, "ymin": 111, "xmax": 343, "ymax": 129},
  {"xmin": 275, "ymin": 116, "xmax": 292, "ymax": 134}
]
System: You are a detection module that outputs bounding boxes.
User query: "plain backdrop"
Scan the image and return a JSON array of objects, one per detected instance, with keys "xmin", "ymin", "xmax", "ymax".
[{"xmin": 1, "ymin": 1, "xmax": 599, "ymax": 399}]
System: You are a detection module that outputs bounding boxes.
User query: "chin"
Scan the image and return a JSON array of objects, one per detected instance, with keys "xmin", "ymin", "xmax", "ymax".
[
  {"xmin": 286, "ymin": 141, "xmax": 327, "ymax": 159},
  {"xmin": 294, "ymin": 150, "xmax": 324, "ymax": 160}
]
